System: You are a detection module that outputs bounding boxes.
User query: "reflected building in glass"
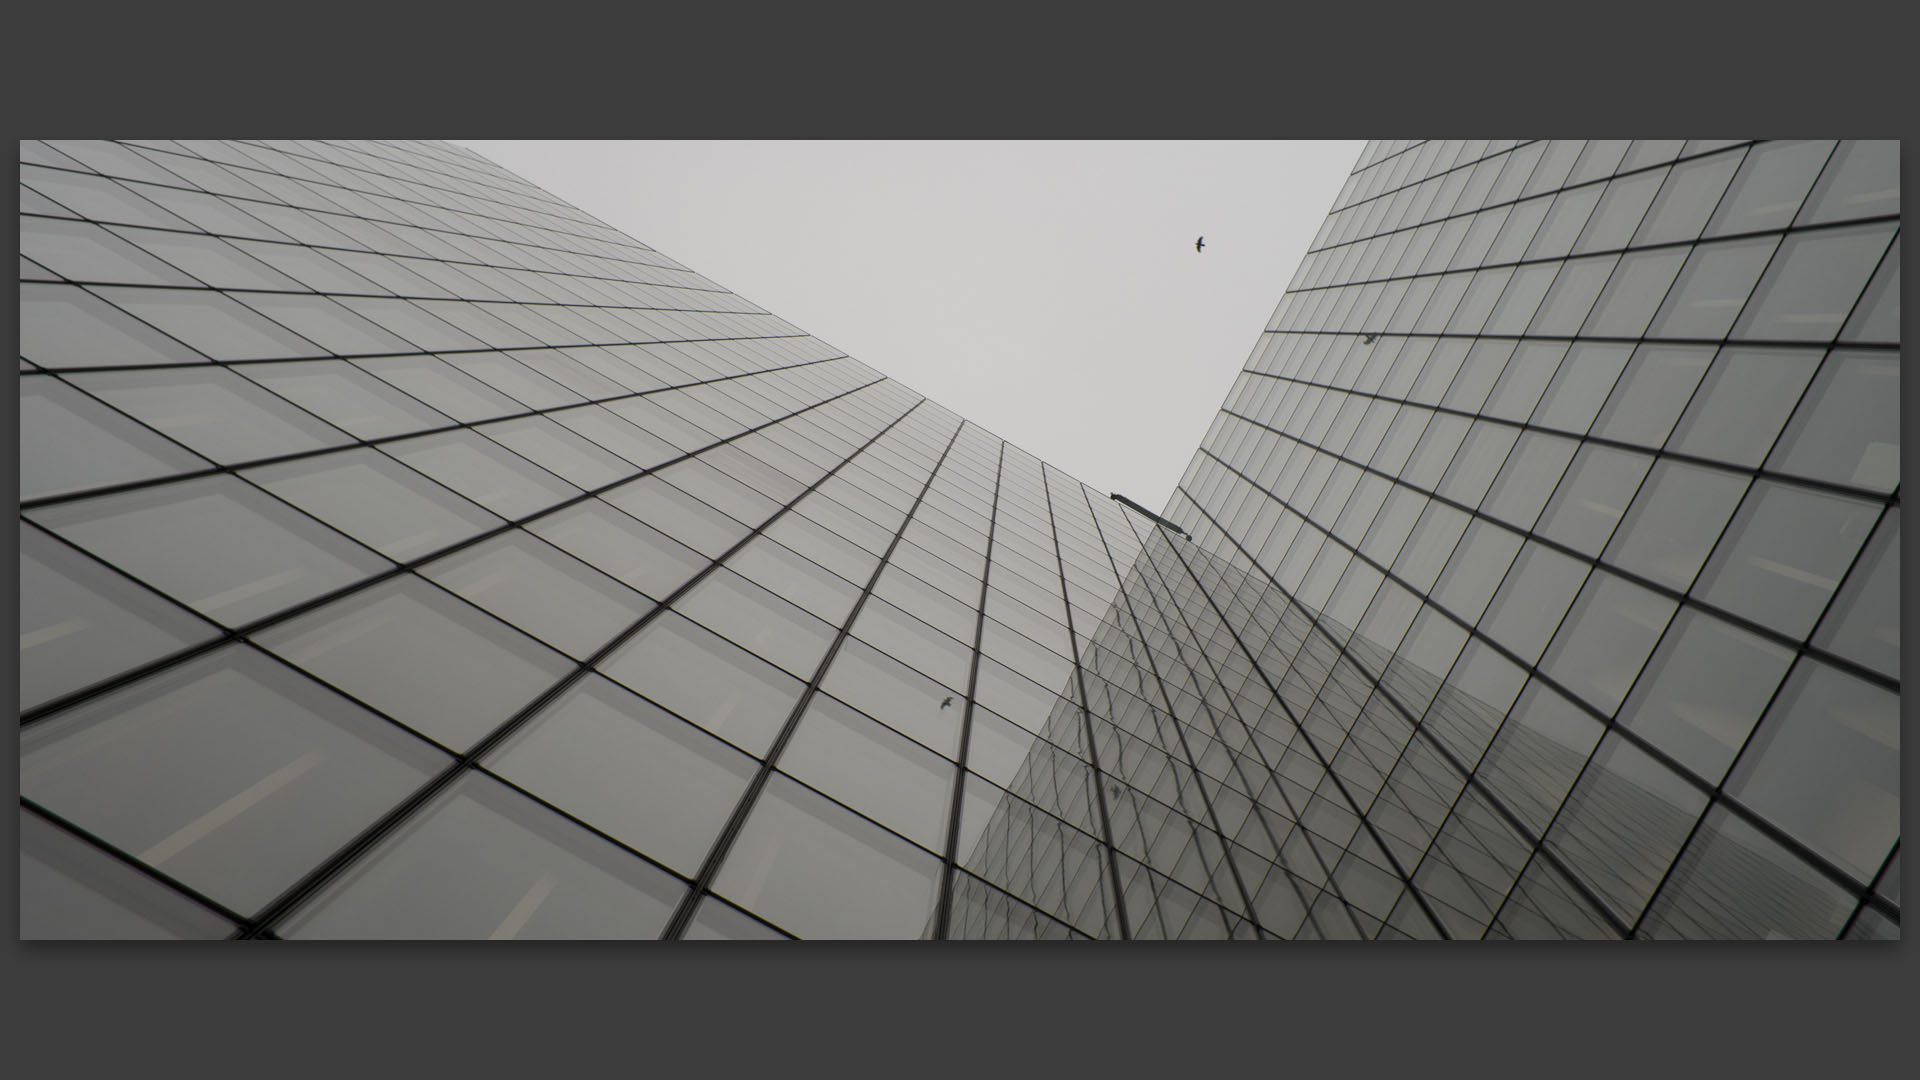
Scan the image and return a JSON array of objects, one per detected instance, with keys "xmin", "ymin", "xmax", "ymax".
[{"xmin": 18, "ymin": 139, "xmax": 1899, "ymax": 939}]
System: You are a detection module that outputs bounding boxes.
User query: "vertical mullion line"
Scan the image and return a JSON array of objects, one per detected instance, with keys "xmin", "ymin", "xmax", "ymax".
[
  {"xmin": 1077, "ymin": 486, "xmax": 1266, "ymax": 937},
  {"xmin": 932, "ymin": 434, "xmax": 1007, "ymax": 939},
  {"xmin": 1174, "ymin": 481, "xmax": 1634, "ymax": 939},
  {"xmin": 236, "ymin": 386, "xmax": 920, "ymax": 937},
  {"xmin": 657, "ymin": 402, "xmax": 964, "ymax": 940},
  {"xmin": 1164, "ymin": 485, "xmax": 1457, "ymax": 939},
  {"xmin": 1116, "ymin": 503, "xmax": 1383, "ymax": 939},
  {"xmin": 1036, "ymin": 465, "xmax": 1132, "ymax": 939}
]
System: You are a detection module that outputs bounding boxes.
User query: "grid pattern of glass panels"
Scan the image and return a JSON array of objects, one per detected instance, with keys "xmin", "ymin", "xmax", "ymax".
[
  {"xmin": 1149, "ymin": 139, "xmax": 1899, "ymax": 938},
  {"xmin": 19, "ymin": 139, "xmax": 1150, "ymax": 939},
  {"xmin": 20, "ymin": 139, "xmax": 1898, "ymax": 940}
]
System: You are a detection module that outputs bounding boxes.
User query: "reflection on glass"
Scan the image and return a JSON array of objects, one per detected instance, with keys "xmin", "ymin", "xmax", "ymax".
[
  {"xmin": 1725, "ymin": 661, "xmax": 1898, "ymax": 885},
  {"xmin": 21, "ymin": 645, "xmax": 448, "ymax": 916},
  {"xmin": 600, "ymin": 611, "xmax": 804, "ymax": 757},
  {"xmin": 488, "ymin": 675, "xmax": 757, "ymax": 876},
  {"xmin": 21, "ymin": 809, "xmax": 236, "ymax": 939},
  {"xmin": 1616, "ymin": 609, "xmax": 1793, "ymax": 785},
  {"xmin": 777, "ymin": 694, "xmax": 956, "ymax": 851},
  {"xmin": 712, "ymin": 773, "xmax": 942, "ymax": 940},
  {"xmin": 282, "ymin": 773, "xmax": 685, "ymax": 940},
  {"xmin": 28, "ymin": 474, "xmax": 390, "ymax": 628},
  {"xmin": 1695, "ymin": 481, "xmax": 1880, "ymax": 640}
]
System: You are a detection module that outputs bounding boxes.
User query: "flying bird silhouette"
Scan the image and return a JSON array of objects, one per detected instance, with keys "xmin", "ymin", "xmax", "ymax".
[
  {"xmin": 1195, "ymin": 236, "xmax": 1205, "ymax": 252},
  {"xmin": 1362, "ymin": 334, "xmax": 1377, "ymax": 344},
  {"xmin": 941, "ymin": 696, "xmax": 954, "ymax": 709}
]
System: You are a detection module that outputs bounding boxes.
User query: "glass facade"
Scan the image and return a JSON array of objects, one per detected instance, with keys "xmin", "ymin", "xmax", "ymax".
[{"xmin": 17, "ymin": 139, "xmax": 1898, "ymax": 939}]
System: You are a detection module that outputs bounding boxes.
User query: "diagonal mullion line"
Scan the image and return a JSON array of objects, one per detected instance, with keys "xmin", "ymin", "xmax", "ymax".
[
  {"xmin": 1168, "ymin": 484, "xmax": 1617, "ymax": 939},
  {"xmin": 1035, "ymin": 465, "xmax": 1136, "ymax": 940},
  {"xmin": 657, "ymin": 405, "xmax": 963, "ymax": 940},
  {"xmin": 932, "ymin": 436, "xmax": 1008, "ymax": 939},
  {"xmin": 1076, "ymin": 487, "xmax": 1268, "ymax": 937},
  {"xmin": 1206, "ymin": 409, "xmax": 1899, "ymax": 695},
  {"xmin": 20, "ymin": 375, "xmax": 891, "ymax": 728},
  {"xmin": 1109, "ymin": 509, "xmax": 1406, "ymax": 939},
  {"xmin": 19, "ymin": 353, "xmax": 844, "ymax": 512},
  {"xmin": 234, "ymin": 391, "xmax": 930, "ymax": 937},
  {"xmin": 1173, "ymin": 462, "xmax": 1894, "ymax": 934}
]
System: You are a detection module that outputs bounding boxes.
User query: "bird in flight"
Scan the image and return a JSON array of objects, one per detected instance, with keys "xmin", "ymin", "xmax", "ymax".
[
  {"xmin": 1362, "ymin": 334, "xmax": 1377, "ymax": 344},
  {"xmin": 941, "ymin": 696, "xmax": 954, "ymax": 709},
  {"xmin": 1195, "ymin": 236, "xmax": 1205, "ymax": 253}
]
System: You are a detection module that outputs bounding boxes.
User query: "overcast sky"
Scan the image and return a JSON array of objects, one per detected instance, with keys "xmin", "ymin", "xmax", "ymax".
[{"xmin": 459, "ymin": 141, "xmax": 1364, "ymax": 512}]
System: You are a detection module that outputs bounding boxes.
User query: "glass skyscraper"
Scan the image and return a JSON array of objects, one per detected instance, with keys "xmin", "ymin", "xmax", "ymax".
[{"xmin": 17, "ymin": 139, "xmax": 1899, "ymax": 939}]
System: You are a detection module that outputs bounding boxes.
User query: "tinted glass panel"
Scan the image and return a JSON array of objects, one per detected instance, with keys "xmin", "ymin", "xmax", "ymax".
[{"xmin": 21, "ymin": 646, "xmax": 448, "ymax": 915}]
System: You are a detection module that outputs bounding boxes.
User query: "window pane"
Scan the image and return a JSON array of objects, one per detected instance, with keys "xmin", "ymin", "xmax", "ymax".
[
  {"xmin": 353, "ymin": 354, "xmax": 524, "ymax": 423},
  {"xmin": 683, "ymin": 895, "xmax": 793, "ymax": 940},
  {"xmin": 603, "ymin": 474, "xmax": 753, "ymax": 558},
  {"xmin": 280, "ymin": 772, "xmax": 685, "ymax": 940},
  {"xmin": 479, "ymin": 415, "xmax": 637, "ymax": 490},
  {"xmin": 383, "ymin": 429, "xmax": 581, "ymax": 520},
  {"xmin": 19, "ymin": 522, "xmax": 220, "ymax": 711},
  {"xmin": 1604, "ymin": 459, "xmax": 1749, "ymax": 592},
  {"xmin": 1481, "ymin": 341, "xmax": 1566, "ymax": 422},
  {"xmin": 245, "ymin": 448, "xmax": 499, "ymax": 562},
  {"xmin": 777, "ymin": 694, "xmax": 956, "ymax": 851},
  {"xmin": 1794, "ymin": 139, "xmax": 1898, "ymax": 225},
  {"xmin": 258, "ymin": 574, "xmax": 574, "ymax": 752},
  {"xmin": 527, "ymin": 499, "xmax": 710, "ymax": 601},
  {"xmin": 711, "ymin": 773, "xmax": 942, "ymax": 939},
  {"xmin": 1540, "ymin": 571, "xmax": 1676, "ymax": 717},
  {"xmin": 1590, "ymin": 344, "xmax": 1715, "ymax": 449},
  {"xmin": 1526, "ymin": 254, "xmax": 1618, "ymax": 336},
  {"xmin": 1617, "ymin": 609, "xmax": 1794, "ymax": 785},
  {"xmin": 1579, "ymin": 247, "xmax": 1687, "ymax": 339},
  {"xmin": 1703, "ymin": 139, "xmax": 1834, "ymax": 237},
  {"xmin": 1480, "ymin": 431, "xmax": 1578, "ymax": 531},
  {"xmin": 1631, "ymin": 148, "xmax": 1745, "ymax": 247},
  {"xmin": 1543, "ymin": 733, "xmax": 1707, "ymax": 927},
  {"xmin": 820, "ymin": 637, "xmax": 966, "ymax": 757},
  {"xmin": 1536, "ymin": 443, "xmax": 1652, "ymax": 557},
  {"xmin": 422, "ymin": 531, "xmax": 654, "ymax": 660},
  {"xmin": 1839, "ymin": 235, "xmax": 1898, "ymax": 344},
  {"xmin": 1472, "ymin": 681, "xmax": 1603, "ymax": 836},
  {"xmin": 1725, "ymin": 660, "xmax": 1898, "ymax": 884},
  {"xmin": 19, "ymin": 282, "xmax": 210, "ymax": 368},
  {"xmin": 21, "ymin": 645, "xmax": 449, "ymax": 916},
  {"xmin": 1812, "ymin": 507, "xmax": 1898, "ymax": 680},
  {"xmin": 28, "ymin": 474, "xmax": 390, "ymax": 628},
  {"xmin": 1571, "ymin": 168, "xmax": 1666, "ymax": 254},
  {"xmin": 19, "ymin": 374, "xmax": 208, "ymax": 500},
  {"xmin": 599, "ymin": 611, "xmax": 804, "ymax": 757},
  {"xmin": 109, "ymin": 226, "xmax": 305, "ymax": 291},
  {"xmin": 1638, "ymin": 808, "xmax": 1856, "ymax": 940},
  {"xmin": 241, "ymin": 359, "xmax": 453, "ymax": 440},
  {"xmin": 1695, "ymin": 481, "xmax": 1880, "ymax": 641},
  {"xmin": 90, "ymin": 285, "xmax": 323, "ymax": 361},
  {"xmin": 21, "ymin": 809, "xmax": 235, "ymax": 939},
  {"xmin": 19, "ymin": 215, "xmax": 199, "ymax": 286},
  {"xmin": 1644, "ymin": 235, "xmax": 1779, "ymax": 341},
  {"xmin": 1665, "ymin": 345, "xmax": 1821, "ymax": 468},
  {"xmin": 1524, "ymin": 185, "xmax": 1604, "ymax": 261},
  {"xmin": 487, "ymin": 674, "xmax": 757, "ymax": 876},
  {"xmin": 70, "ymin": 366, "xmax": 354, "ymax": 465},
  {"xmin": 1765, "ymin": 349, "xmax": 1900, "ymax": 493},
  {"xmin": 1479, "ymin": 542, "xmax": 1588, "ymax": 665},
  {"xmin": 672, "ymin": 566, "xmax": 838, "ymax": 678},
  {"xmin": 1731, "ymin": 221, "xmax": 1896, "ymax": 343},
  {"xmin": 1531, "ymin": 342, "xmax": 1631, "ymax": 433}
]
